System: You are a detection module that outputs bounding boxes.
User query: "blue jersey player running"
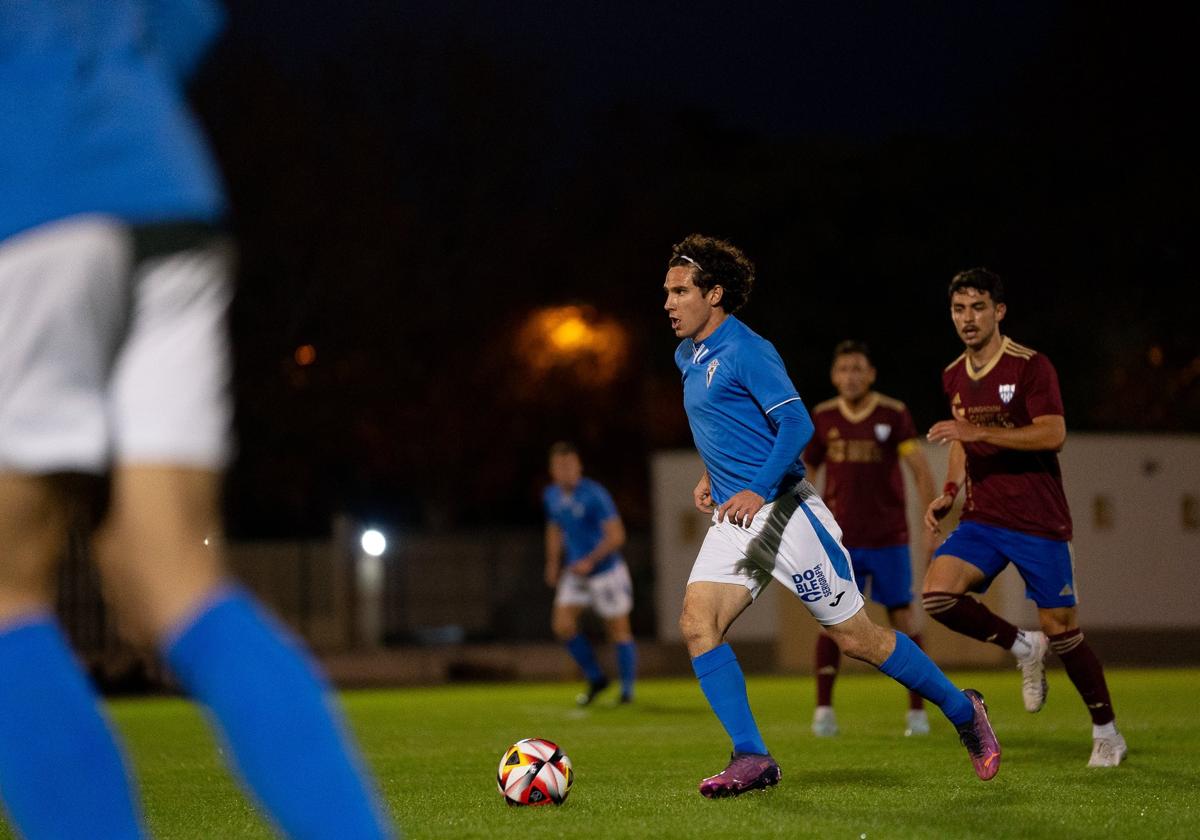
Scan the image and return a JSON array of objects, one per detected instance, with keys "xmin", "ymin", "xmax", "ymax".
[
  {"xmin": 0, "ymin": 3, "xmax": 392, "ymax": 837},
  {"xmin": 543, "ymin": 442, "xmax": 637, "ymax": 704},
  {"xmin": 664, "ymin": 234, "xmax": 1001, "ymax": 796}
]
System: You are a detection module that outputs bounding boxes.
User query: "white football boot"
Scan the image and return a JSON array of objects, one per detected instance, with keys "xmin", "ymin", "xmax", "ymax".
[
  {"xmin": 811, "ymin": 705, "xmax": 839, "ymax": 737},
  {"xmin": 1088, "ymin": 729, "xmax": 1128, "ymax": 768},
  {"xmin": 904, "ymin": 709, "xmax": 930, "ymax": 737}
]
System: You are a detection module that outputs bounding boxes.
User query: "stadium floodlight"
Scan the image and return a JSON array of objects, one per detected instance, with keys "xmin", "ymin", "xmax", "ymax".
[{"xmin": 360, "ymin": 528, "xmax": 387, "ymax": 557}]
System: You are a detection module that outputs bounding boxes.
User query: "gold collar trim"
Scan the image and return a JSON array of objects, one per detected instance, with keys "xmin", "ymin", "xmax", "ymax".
[{"xmin": 837, "ymin": 392, "xmax": 880, "ymax": 423}]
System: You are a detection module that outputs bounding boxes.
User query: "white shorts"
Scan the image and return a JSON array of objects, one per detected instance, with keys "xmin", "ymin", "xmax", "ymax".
[
  {"xmin": 554, "ymin": 560, "xmax": 634, "ymax": 619},
  {"xmin": 688, "ymin": 480, "xmax": 865, "ymax": 626},
  {"xmin": 0, "ymin": 216, "xmax": 234, "ymax": 474}
]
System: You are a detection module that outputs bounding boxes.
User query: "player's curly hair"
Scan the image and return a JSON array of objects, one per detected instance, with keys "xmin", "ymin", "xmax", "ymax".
[
  {"xmin": 949, "ymin": 267, "xmax": 1005, "ymax": 304},
  {"xmin": 668, "ymin": 234, "xmax": 755, "ymax": 314}
]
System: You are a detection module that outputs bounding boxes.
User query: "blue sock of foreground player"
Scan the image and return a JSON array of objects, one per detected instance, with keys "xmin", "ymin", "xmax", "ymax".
[
  {"xmin": 616, "ymin": 640, "xmax": 637, "ymax": 698},
  {"xmin": 164, "ymin": 589, "xmax": 392, "ymax": 839},
  {"xmin": 878, "ymin": 631, "xmax": 973, "ymax": 726},
  {"xmin": 692, "ymin": 643, "xmax": 769, "ymax": 755},
  {"xmin": 565, "ymin": 633, "xmax": 605, "ymax": 683},
  {"xmin": 0, "ymin": 617, "xmax": 143, "ymax": 839}
]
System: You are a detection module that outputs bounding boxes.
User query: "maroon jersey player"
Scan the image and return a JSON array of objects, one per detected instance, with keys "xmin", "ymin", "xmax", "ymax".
[
  {"xmin": 804, "ymin": 342, "xmax": 937, "ymax": 737},
  {"xmin": 923, "ymin": 268, "xmax": 1125, "ymax": 767}
]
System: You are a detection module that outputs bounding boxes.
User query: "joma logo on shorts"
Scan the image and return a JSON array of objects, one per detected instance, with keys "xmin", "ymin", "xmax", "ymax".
[{"xmin": 792, "ymin": 568, "xmax": 832, "ymax": 603}]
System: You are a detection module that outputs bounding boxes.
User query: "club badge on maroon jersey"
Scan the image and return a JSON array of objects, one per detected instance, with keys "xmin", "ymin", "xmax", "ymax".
[
  {"xmin": 952, "ymin": 393, "xmax": 966, "ymax": 420},
  {"xmin": 706, "ymin": 358, "xmax": 720, "ymax": 388},
  {"xmin": 999, "ymin": 384, "xmax": 1016, "ymax": 404},
  {"xmin": 873, "ymin": 423, "xmax": 891, "ymax": 442}
]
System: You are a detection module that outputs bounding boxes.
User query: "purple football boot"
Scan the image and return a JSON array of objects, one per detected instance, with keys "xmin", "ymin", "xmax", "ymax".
[
  {"xmin": 957, "ymin": 689, "xmax": 1001, "ymax": 781},
  {"xmin": 698, "ymin": 753, "xmax": 782, "ymax": 798}
]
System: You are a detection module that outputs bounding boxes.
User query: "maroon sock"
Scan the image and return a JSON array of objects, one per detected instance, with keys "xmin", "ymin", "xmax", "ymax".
[
  {"xmin": 922, "ymin": 591, "xmax": 1019, "ymax": 650},
  {"xmin": 815, "ymin": 633, "xmax": 840, "ymax": 707},
  {"xmin": 1049, "ymin": 629, "xmax": 1115, "ymax": 726},
  {"xmin": 907, "ymin": 634, "xmax": 926, "ymax": 711}
]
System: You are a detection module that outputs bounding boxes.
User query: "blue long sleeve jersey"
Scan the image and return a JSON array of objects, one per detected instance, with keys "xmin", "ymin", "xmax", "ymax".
[
  {"xmin": 0, "ymin": 0, "xmax": 227, "ymax": 242},
  {"xmin": 675, "ymin": 315, "xmax": 814, "ymax": 506}
]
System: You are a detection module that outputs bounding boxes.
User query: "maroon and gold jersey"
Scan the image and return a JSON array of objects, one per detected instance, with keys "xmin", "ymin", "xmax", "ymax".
[
  {"xmin": 805, "ymin": 392, "xmax": 919, "ymax": 548},
  {"xmin": 942, "ymin": 337, "xmax": 1072, "ymax": 540}
]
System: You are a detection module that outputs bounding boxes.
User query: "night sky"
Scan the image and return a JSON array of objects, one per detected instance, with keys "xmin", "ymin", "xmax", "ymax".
[{"xmin": 191, "ymin": 2, "xmax": 1196, "ymax": 537}]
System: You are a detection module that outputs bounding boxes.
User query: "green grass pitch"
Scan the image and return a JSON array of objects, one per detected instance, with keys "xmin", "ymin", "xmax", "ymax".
[{"xmin": 1, "ymin": 668, "xmax": 1196, "ymax": 838}]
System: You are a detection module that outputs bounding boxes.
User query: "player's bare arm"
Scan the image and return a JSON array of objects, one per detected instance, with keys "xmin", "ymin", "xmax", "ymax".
[
  {"xmin": 693, "ymin": 471, "xmax": 715, "ymax": 514},
  {"xmin": 925, "ymin": 441, "xmax": 966, "ymax": 534},
  {"xmin": 901, "ymin": 443, "xmax": 937, "ymax": 556},
  {"xmin": 544, "ymin": 522, "xmax": 563, "ymax": 587},
  {"xmin": 716, "ymin": 489, "xmax": 766, "ymax": 528},
  {"xmin": 927, "ymin": 415, "xmax": 1066, "ymax": 452},
  {"xmin": 570, "ymin": 516, "xmax": 626, "ymax": 576}
]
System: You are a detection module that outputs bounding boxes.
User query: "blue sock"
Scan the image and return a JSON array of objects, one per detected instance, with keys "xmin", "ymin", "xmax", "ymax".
[
  {"xmin": 691, "ymin": 643, "xmax": 769, "ymax": 755},
  {"xmin": 0, "ymin": 617, "xmax": 143, "ymax": 839},
  {"xmin": 878, "ymin": 631, "xmax": 973, "ymax": 726},
  {"xmin": 565, "ymin": 633, "xmax": 605, "ymax": 683},
  {"xmin": 616, "ymin": 640, "xmax": 637, "ymax": 698},
  {"xmin": 164, "ymin": 590, "xmax": 392, "ymax": 839}
]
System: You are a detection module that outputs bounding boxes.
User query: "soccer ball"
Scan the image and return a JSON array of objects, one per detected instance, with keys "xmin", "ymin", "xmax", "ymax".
[{"xmin": 496, "ymin": 738, "xmax": 574, "ymax": 806}]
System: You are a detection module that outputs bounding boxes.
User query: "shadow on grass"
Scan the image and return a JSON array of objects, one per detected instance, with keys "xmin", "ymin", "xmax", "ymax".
[
  {"xmin": 997, "ymin": 732, "xmax": 1089, "ymax": 759},
  {"xmin": 784, "ymin": 766, "xmax": 907, "ymax": 791},
  {"xmin": 594, "ymin": 701, "xmax": 710, "ymax": 717}
]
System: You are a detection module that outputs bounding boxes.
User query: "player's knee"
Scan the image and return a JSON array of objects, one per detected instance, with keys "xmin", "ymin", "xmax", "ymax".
[
  {"xmin": 0, "ymin": 554, "xmax": 58, "ymax": 618},
  {"xmin": 605, "ymin": 617, "xmax": 633, "ymax": 644},
  {"xmin": 678, "ymin": 608, "xmax": 718, "ymax": 653},
  {"xmin": 829, "ymin": 613, "xmax": 895, "ymax": 664},
  {"xmin": 1038, "ymin": 608, "xmax": 1077, "ymax": 636},
  {"xmin": 0, "ymin": 479, "xmax": 69, "ymax": 610},
  {"xmin": 551, "ymin": 616, "xmax": 576, "ymax": 641}
]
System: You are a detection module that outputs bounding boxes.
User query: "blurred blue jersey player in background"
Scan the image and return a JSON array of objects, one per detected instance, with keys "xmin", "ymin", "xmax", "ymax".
[
  {"xmin": 0, "ymin": 2, "xmax": 394, "ymax": 837},
  {"xmin": 663, "ymin": 234, "xmax": 1001, "ymax": 797},
  {"xmin": 543, "ymin": 442, "xmax": 637, "ymax": 704}
]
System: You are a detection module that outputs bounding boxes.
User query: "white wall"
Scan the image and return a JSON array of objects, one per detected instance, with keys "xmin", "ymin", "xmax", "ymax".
[{"xmin": 1057, "ymin": 434, "xmax": 1200, "ymax": 628}]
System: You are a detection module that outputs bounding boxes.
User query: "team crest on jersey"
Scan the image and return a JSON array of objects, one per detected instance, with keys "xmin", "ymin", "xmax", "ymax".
[
  {"xmin": 706, "ymin": 358, "xmax": 721, "ymax": 388},
  {"xmin": 998, "ymin": 384, "xmax": 1016, "ymax": 404},
  {"xmin": 874, "ymin": 423, "xmax": 891, "ymax": 442}
]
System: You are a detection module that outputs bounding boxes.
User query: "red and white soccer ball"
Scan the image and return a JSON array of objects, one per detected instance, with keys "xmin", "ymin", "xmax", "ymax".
[{"xmin": 496, "ymin": 738, "xmax": 574, "ymax": 806}]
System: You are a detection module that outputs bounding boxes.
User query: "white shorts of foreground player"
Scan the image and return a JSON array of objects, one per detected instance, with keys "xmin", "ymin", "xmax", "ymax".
[
  {"xmin": 0, "ymin": 216, "xmax": 233, "ymax": 474},
  {"xmin": 688, "ymin": 480, "xmax": 865, "ymax": 626}
]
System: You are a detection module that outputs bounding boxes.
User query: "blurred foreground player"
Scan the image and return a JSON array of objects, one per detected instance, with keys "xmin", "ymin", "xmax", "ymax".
[
  {"xmin": 664, "ymin": 234, "xmax": 1000, "ymax": 797},
  {"xmin": 924, "ymin": 268, "xmax": 1125, "ymax": 767},
  {"xmin": 804, "ymin": 341, "xmax": 937, "ymax": 737},
  {"xmin": 543, "ymin": 443, "xmax": 637, "ymax": 704},
  {"xmin": 0, "ymin": 2, "xmax": 394, "ymax": 836}
]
